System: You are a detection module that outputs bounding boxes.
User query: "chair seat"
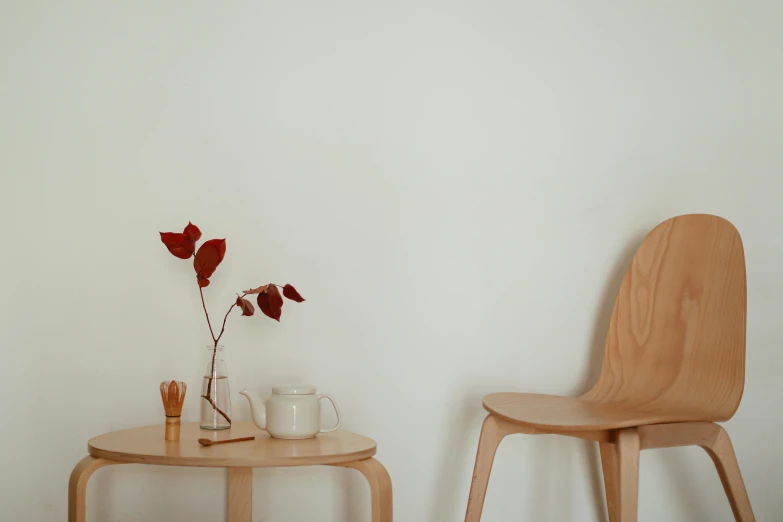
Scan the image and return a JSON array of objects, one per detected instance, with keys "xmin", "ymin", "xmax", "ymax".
[{"xmin": 483, "ymin": 393, "xmax": 712, "ymax": 432}]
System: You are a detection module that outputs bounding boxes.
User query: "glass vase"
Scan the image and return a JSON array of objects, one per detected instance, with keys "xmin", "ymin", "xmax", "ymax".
[{"xmin": 200, "ymin": 345, "xmax": 232, "ymax": 430}]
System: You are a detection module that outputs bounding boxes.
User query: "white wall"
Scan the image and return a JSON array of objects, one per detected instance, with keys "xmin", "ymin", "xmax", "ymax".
[{"xmin": 2, "ymin": 1, "xmax": 782, "ymax": 521}]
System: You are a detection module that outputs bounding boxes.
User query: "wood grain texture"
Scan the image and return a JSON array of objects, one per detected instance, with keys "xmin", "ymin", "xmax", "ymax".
[
  {"xmin": 333, "ymin": 458, "xmax": 393, "ymax": 522},
  {"xmin": 617, "ymin": 429, "xmax": 640, "ymax": 522},
  {"xmin": 88, "ymin": 421, "xmax": 376, "ymax": 467},
  {"xmin": 484, "ymin": 215, "xmax": 747, "ymax": 431},
  {"xmin": 227, "ymin": 467, "xmax": 253, "ymax": 522},
  {"xmin": 465, "ymin": 216, "xmax": 755, "ymax": 521},
  {"xmin": 599, "ymin": 441, "xmax": 619, "ymax": 522},
  {"xmin": 68, "ymin": 456, "xmax": 123, "ymax": 522}
]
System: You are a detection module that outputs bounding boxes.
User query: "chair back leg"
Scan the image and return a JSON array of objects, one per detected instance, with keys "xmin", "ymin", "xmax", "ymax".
[
  {"xmin": 466, "ymin": 418, "xmax": 754, "ymax": 522},
  {"xmin": 702, "ymin": 428, "xmax": 755, "ymax": 522},
  {"xmin": 637, "ymin": 422, "xmax": 755, "ymax": 522}
]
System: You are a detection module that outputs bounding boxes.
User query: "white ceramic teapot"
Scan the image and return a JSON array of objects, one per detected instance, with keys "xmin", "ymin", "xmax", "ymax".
[{"xmin": 239, "ymin": 385, "xmax": 341, "ymax": 439}]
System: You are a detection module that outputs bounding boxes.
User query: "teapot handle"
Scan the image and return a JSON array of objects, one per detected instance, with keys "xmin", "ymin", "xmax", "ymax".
[{"xmin": 318, "ymin": 395, "xmax": 342, "ymax": 433}]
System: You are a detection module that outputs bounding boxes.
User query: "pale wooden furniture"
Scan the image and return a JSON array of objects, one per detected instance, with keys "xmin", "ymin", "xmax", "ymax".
[
  {"xmin": 464, "ymin": 214, "xmax": 755, "ymax": 522},
  {"xmin": 69, "ymin": 421, "xmax": 392, "ymax": 522}
]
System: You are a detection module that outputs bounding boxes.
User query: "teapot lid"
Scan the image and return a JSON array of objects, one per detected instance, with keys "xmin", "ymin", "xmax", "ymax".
[{"xmin": 272, "ymin": 385, "xmax": 316, "ymax": 395}]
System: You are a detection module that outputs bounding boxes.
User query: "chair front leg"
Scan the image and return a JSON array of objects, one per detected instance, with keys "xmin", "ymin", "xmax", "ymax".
[
  {"xmin": 464, "ymin": 414, "xmax": 536, "ymax": 522},
  {"xmin": 599, "ymin": 441, "xmax": 619, "ymax": 522},
  {"xmin": 616, "ymin": 428, "xmax": 640, "ymax": 522}
]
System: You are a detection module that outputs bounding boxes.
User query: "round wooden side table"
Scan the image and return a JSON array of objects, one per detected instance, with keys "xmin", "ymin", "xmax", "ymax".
[{"xmin": 69, "ymin": 421, "xmax": 392, "ymax": 522}]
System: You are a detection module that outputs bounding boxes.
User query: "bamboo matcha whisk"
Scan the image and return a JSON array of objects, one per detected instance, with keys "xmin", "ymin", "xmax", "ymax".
[{"xmin": 160, "ymin": 381, "xmax": 187, "ymax": 441}]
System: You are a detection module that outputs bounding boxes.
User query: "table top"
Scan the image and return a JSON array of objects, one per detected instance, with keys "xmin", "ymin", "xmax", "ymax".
[{"xmin": 88, "ymin": 421, "xmax": 377, "ymax": 468}]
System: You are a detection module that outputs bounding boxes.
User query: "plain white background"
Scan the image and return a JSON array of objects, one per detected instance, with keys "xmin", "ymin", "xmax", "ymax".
[{"xmin": 1, "ymin": 1, "xmax": 782, "ymax": 521}]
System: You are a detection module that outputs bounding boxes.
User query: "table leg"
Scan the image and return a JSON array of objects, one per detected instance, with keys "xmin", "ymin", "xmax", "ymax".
[
  {"xmin": 335, "ymin": 458, "xmax": 393, "ymax": 522},
  {"xmin": 68, "ymin": 456, "xmax": 123, "ymax": 522},
  {"xmin": 227, "ymin": 467, "xmax": 253, "ymax": 522}
]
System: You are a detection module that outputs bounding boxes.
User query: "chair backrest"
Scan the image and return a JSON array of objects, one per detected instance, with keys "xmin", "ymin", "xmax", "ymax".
[{"xmin": 584, "ymin": 214, "xmax": 747, "ymax": 421}]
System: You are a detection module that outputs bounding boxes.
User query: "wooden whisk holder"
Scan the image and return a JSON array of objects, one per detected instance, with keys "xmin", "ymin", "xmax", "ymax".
[{"xmin": 165, "ymin": 416, "xmax": 181, "ymax": 441}]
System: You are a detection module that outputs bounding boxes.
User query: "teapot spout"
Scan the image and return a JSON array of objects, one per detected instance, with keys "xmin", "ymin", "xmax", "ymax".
[{"xmin": 240, "ymin": 389, "xmax": 266, "ymax": 430}]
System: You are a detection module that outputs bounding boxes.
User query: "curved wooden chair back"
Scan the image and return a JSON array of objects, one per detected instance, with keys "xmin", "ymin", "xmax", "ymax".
[{"xmin": 584, "ymin": 214, "xmax": 747, "ymax": 421}]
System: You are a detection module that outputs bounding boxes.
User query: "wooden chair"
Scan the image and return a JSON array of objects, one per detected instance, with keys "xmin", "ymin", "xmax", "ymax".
[{"xmin": 464, "ymin": 214, "xmax": 755, "ymax": 522}]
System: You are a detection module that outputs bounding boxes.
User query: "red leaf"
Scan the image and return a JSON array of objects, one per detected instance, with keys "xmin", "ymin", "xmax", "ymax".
[
  {"xmin": 257, "ymin": 284, "xmax": 283, "ymax": 321},
  {"xmin": 244, "ymin": 285, "xmax": 269, "ymax": 295},
  {"xmin": 194, "ymin": 239, "xmax": 226, "ymax": 284},
  {"xmin": 237, "ymin": 296, "xmax": 255, "ymax": 316},
  {"xmin": 160, "ymin": 232, "xmax": 195, "ymax": 259},
  {"xmin": 197, "ymin": 275, "xmax": 210, "ymax": 287},
  {"xmin": 282, "ymin": 284, "xmax": 305, "ymax": 302},
  {"xmin": 183, "ymin": 222, "xmax": 201, "ymax": 242}
]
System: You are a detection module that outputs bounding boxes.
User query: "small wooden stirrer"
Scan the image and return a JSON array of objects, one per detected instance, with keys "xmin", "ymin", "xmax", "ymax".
[{"xmin": 160, "ymin": 381, "xmax": 187, "ymax": 441}]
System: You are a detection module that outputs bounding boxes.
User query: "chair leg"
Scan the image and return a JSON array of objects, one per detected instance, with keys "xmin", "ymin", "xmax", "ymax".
[
  {"xmin": 616, "ymin": 428, "xmax": 640, "ymax": 522},
  {"xmin": 702, "ymin": 427, "xmax": 755, "ymax": 522},
  {"xmin": 599, "ymin": 441, "xmax": 619, "ymax": 522},
  {"xmin": 464, "ymin": 414, "xmax": 529, "ymax": 522},
  {"xmin": 637, "ymin": 422, "xmax": 755, "ymax": 522}
]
